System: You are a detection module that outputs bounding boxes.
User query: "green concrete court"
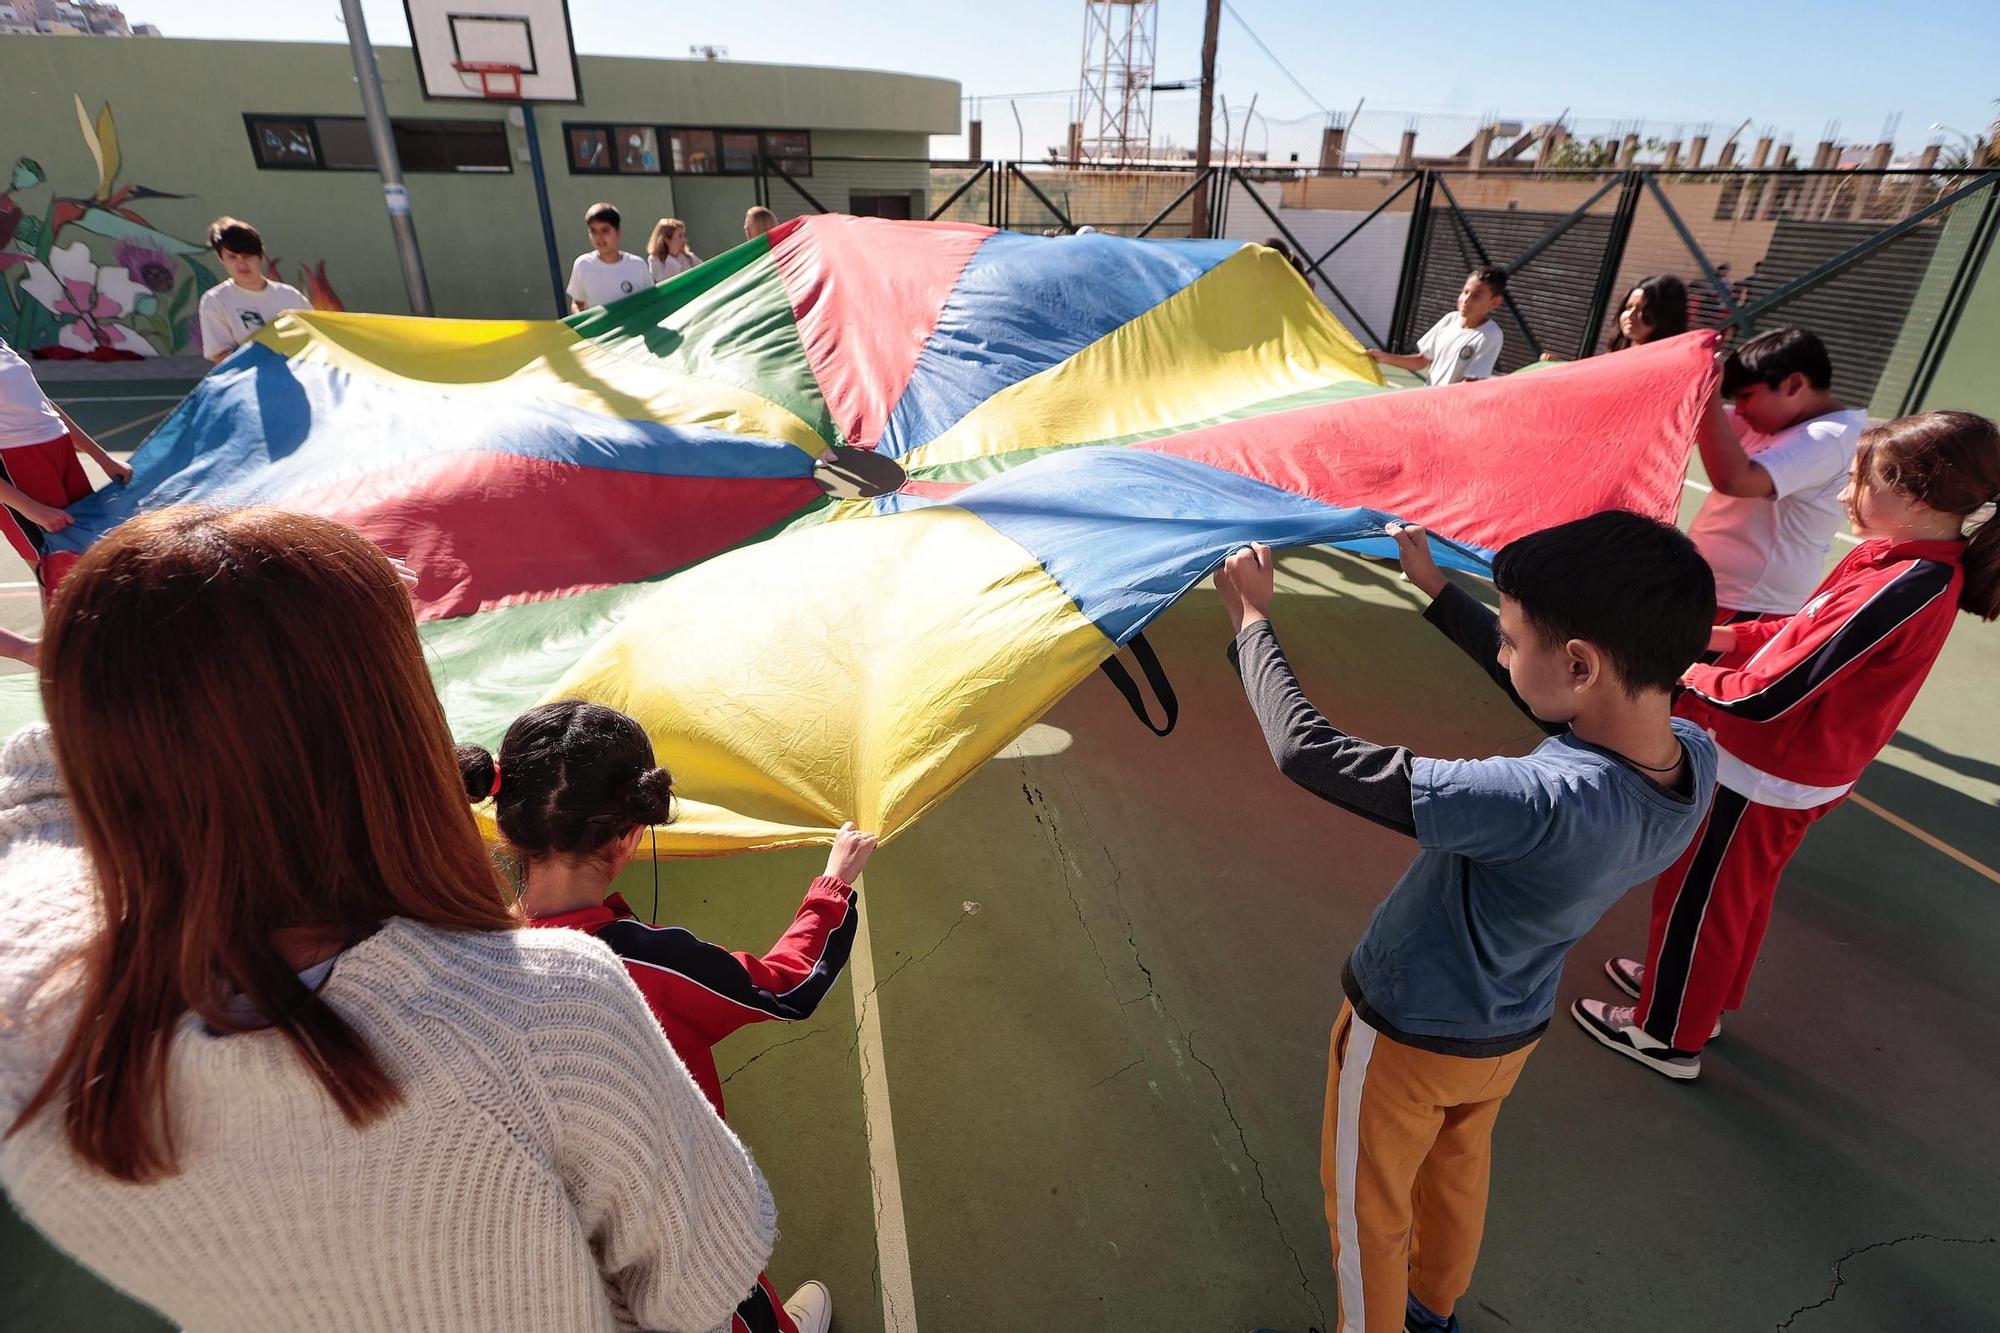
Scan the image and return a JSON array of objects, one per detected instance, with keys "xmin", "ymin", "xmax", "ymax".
[{"xmin": 4, "ymin": 384, "xmax": 1999, "ymax": 1331}]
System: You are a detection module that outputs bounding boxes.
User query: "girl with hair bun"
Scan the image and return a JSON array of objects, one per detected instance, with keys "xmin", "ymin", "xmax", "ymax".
[
  {"xmin": 1580, "ymin": 410, "xmax": 2000, "ymax": 1081},
  {"xmin": 460, "ymin": 699, "xmax": 875, "ymax": 1333},
  {"xmin": 0, "ymin": 508, "xmax": 775, "ymax": 1332}
]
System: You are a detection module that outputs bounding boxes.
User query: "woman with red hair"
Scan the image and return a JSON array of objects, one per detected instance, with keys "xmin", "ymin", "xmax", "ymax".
[{"xmin": 0, "ymin": 506, "xmax": 776, "ymax": 1331}]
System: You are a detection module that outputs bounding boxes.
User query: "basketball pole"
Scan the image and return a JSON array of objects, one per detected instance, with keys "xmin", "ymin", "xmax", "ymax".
[
  {"xmin": 520, "ymin": 109, "xmax": 569, "ymax": 317},
  {"xmin": 340, "ymin": 0, "xmax": 434, "ymax": 317}
]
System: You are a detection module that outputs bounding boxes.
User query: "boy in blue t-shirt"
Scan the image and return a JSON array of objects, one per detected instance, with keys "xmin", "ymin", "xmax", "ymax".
[{"xmin": 1216, "ymin": 511, "xmax": 1718, "ymax": 1333}]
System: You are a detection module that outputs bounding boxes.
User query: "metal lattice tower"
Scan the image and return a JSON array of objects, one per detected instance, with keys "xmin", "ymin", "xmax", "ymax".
[{"xmin": 1076, "ymin": 0, "xmax": 1158, "ymax": 163}]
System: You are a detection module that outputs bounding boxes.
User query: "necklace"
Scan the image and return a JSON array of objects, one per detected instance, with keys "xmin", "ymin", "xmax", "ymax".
[{"xmin": 1621, "ymin": 744, "xmax": 1684, "ymax": 774}]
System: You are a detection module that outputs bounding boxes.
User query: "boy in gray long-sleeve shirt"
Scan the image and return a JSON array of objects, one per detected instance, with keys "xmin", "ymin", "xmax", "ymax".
[{"xmin": 1215, "ymin": 513, "xmax": 1717, "ymax": 1333}]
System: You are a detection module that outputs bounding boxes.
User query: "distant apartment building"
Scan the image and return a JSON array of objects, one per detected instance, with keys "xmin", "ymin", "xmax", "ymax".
[{"xmin": 10, "ymin": 0, "xmax": 153, "ymax": 35}]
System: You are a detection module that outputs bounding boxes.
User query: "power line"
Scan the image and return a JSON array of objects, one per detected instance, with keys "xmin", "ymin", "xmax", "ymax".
[
  {"xmin": 962, "ymin": 87, "xmax": 1075, "ymax": 102},
  {"xmin": 1220, "ymin": 0, "xmax": 1329, "ymax": 118}
]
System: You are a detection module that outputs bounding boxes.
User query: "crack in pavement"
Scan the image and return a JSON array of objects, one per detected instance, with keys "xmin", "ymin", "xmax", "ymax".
[
  {"xmin": 1038, "ymin": 755, "xmax": 1328, "ymax": 1331},
  {"xmin": 1091, "ymin": 1055, "xmax": 1147, "ymax": 1089},
  {"xmin": 845, "ymin": 903, "xmax": 979, "ymax": 1058},
  {"xmin": 1023, "ymin": 779, "xmax": 1133, "ymax": 1003},
  {"xmin": 1187, "ymin": 1027, "xmax": 1328, "ymax": 1331},
  {"xmin": 721, "ymin": 1028, "xmax": 822, "ymax": 1085},
  {"xmin": 1775, "ymin": 1233, "xmax": 1997, "ymax": 1328}
]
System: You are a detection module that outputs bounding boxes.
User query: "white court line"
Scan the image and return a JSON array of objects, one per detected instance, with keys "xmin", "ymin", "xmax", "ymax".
[
  {"xmin": 97, "ymin": 406, "xmax": 173, "ymax": 441},
  {"xmin": 1681, "ymin": 477, "xmax": 1859, "ymax": 545},
  {"xmin": 848, "ymin": 872, "xmax": 919, "ymax": 1332}
]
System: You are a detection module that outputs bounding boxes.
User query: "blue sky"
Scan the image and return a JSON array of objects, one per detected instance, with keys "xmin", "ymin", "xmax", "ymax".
[{"xmin": 126, "ymin": 0, "xmax": 1998, "ymax": 163}]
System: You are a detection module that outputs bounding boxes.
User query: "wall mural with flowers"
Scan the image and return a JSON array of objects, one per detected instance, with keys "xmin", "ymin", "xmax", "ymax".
[{"xmin": 1, "ymin": 95, "xmax": 341, "ymax": 360}]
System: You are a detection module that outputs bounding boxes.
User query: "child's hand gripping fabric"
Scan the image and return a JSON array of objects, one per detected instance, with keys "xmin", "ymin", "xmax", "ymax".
[
  {"xmin": 1387, "ymin": 522, "xmax": 1449, "ymax": 599},
  {"xmin": 824, "ymin": 821, "xmax": 877, "ymax": 884},
  {"xmin": 1215, "ymin": 543, "xmax": 1276, "ymax": 632}
]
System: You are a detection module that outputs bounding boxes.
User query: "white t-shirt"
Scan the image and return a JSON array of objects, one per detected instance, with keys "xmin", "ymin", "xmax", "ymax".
[
  {"xmin": 567, "ymin": 251, "xmax": 652, "ymax": 309},
  {"xmin": 0, "ymin": 337, "xmax": 66, "ymax": 451},
  {"xmin": 647, "ymin": 250, "xmax": 702, "ymax": 283},
  {"xmin": 1688, "ymin": 407, "xmax": 1868, "ymax": 615},
  {"xmin": 1417, "ymin": 312, "xmax": 1504, "ymax": 386},
  {"xmin": 198, "ymin": 280, "xmax": 311, "ymax": 359}
]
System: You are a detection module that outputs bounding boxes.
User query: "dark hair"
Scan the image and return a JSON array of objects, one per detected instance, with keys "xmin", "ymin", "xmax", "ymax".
[
  {"xmin": 1469, "ymin": 264, "xmax": 1508, "ymax": 296},
  {"xmin": 458, "ymin": 701, "xmax": 674, "ymax": 860},
  {"xmin": 1264, "ymin": 236, "xmax": 1306, "ymax": 274},
  {"xmin": 206, "ymin": 216, "xmax": 264, "ymax": 257},
  {"xmin": 584, "ymin": 202, "xmax": 621, "ymax": 230},
  {"xmin": 1609, "ymin": 274, "xmax": 1689, "ymax": 350},
  {"xmin": 1492, "ymin": 510, "xmax": 1716, "ymax": 694},
  {"xmin": 14, "ymin": 507, "xmax": 515, "ymax": 1183},
  {"xmin": 1856, "ymin": 411, "xmax": 2000, "ymax": 620},
  {"xmin": 1721, "ymin": 326, "xmax": 1831, "ymax": 395}
]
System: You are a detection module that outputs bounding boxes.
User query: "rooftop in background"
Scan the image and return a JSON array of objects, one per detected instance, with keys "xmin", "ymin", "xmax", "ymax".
[
  {"xmin": 0, "ymin": 0, "xmax": 160, "ymax": 36},
  {"xmin": 1, "ymin": 34, "xmax": 959, "ymax": 328}
]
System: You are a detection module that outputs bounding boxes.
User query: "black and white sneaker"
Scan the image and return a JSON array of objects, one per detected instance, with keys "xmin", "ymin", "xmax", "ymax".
[
  {"xmin": 1602, "ymin": 959, "xmax": 1722, "ymax": 1039},
  {"xmin": 1571, "ymin": 999, "xmax": 1700, "ymax": 1080}
]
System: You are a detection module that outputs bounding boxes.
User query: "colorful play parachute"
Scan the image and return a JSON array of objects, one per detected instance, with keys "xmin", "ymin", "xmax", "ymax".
[{"xmin": 9, "ymin": 216, "xmax": 1717, "ymax": 853}]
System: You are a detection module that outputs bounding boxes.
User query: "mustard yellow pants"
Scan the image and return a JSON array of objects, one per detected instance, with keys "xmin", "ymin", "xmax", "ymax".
[{"xmin": 1321, "ymin": 1001, "xmax": 1537, "ymax": 1333}]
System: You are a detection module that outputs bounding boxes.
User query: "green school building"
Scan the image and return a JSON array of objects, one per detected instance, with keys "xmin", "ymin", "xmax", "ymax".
[{"xmin": 0, "ymin": 35, "xmax": 959, "ymax": 352}]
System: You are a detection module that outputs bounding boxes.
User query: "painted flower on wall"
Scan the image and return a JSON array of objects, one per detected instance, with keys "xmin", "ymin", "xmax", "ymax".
[
  {"xmin": 116, "ymin": 239, "xmax": 177, "ymax": 293},
  {"xmin": 294, "ymin": 259, "xmax": 345, "ymax": 312},
  {"xmin": 19, "ymin": 240, "xmax": 157, "ymax": 356}
]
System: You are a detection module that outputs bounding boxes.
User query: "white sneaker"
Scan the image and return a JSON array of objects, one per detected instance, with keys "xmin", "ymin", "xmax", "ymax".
[
  {"xmin": 1571, "ymin": 998, "xmax": 1701, "ymax": 1080},
  {"xmin": 1603, "ymin": 958, "xmax": 1722, "ymax": 1040},
  {"xmin": 784, "ymin": 1280, "xmax": 832, "ymax": 1333}
]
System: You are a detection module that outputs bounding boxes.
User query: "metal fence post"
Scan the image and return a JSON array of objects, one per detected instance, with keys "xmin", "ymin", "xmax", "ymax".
[
  {"xmin": 1388, "ymin": 172, "xmax": 1435, "ymax": 352},
  {"xmin": 1575, "ymin": 171, "xmax": 1644, "ymax": 359}
]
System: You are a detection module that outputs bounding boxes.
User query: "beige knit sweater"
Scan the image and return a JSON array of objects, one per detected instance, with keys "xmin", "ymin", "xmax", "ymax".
[{"xmin": 0, "ymin": 724, "xmax": 776, "ymax": 1332}]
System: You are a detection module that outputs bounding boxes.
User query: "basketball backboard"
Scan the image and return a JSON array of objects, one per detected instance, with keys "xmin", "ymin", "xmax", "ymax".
[{"xmin": 404, "ymin": 0, "xmax": 581, "ymax": 102}]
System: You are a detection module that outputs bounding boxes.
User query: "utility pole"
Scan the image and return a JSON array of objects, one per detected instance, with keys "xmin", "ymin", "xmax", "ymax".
[
  {"xmin": 1189, "ymin": 0, "xmax": 1222, "ymax": 237},
  {"xmin": 339, "ymin": 0, "xmax": 433, "ymax": 316}
]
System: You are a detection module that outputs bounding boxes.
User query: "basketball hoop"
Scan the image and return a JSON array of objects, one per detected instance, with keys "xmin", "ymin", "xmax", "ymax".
[{"xmin": 454, "ymin": 61, "xmax": 524, "ymax": 100}]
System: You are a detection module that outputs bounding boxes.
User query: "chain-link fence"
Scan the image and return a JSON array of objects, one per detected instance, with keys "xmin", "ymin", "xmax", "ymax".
[
  {"xmin": 994, "ymin": 163, "xmax": 1213, "ymax": 236},
  {"xmin": 762, "ymin": 155, "xmax": 2000, "ymax": 417}
]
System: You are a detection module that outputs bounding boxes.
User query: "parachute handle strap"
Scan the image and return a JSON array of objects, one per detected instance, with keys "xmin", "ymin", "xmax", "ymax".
[{"xmin": 1097, "ymin": 632, "xmax": 1178, "ymax": 738}]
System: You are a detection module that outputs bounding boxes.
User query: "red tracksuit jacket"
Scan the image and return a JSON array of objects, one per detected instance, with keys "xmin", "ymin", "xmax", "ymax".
[
  {"xmin": 531, "ymin": 876, "xmax": 859, "ymax": 1116},
  {"xmin": 1677, "ymin": 538, "xmax": 1964, "ymax": 790}
]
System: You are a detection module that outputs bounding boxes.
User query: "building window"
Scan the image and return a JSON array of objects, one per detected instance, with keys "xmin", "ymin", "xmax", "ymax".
[
  {"xmin": 670, "ymin": 128, "xmax": 717, "ymax": 174},
  {"xmin": 850, "ymin": 194, "xmax": 913, "ymax": 220},
  {"xmin": 564, "ymin": 124, "xmax": 812, "ymax": 176},
  {"xmin": 315, "ymin": 118, "xmax": 378, "ymax": 171},
  {"xmin": 248, "ymin": 118, "xmax": 320, "ymax": 170},
  {"xmin": 718, "ymin": 131, "xmax": 761, "ymax": 174},
  {"xmin": 244, "ymin": 115, "xmax": 512, "ymax": 174},
  {"xmin": 569, "ymin": 126, "xmax": 612, "ymax": 173},
  {"xmin": 763, "ymin": 131, "xmax": 812, "ymax": 177},
  {"xmin": 615, "ymin": 126, "xmax": 662, "ymax": 174}
]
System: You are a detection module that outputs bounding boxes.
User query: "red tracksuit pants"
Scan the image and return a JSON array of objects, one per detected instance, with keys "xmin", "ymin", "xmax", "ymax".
[
  {"xmin": 0, "ymin": 434, "xmax": 90, "ymax": 600},
  {"xmin": 1635, "ymin": 784, "xmax": 1840, "ymax": 1052},
  {"xmin": 733, "ymin": 1273, "xmax": 795, "ymax": 1333}
]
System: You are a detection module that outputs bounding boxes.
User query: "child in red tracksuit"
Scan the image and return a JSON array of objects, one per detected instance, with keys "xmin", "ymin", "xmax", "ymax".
[
  {"xmin": 1575, "ymin": 411, "xmax": 2000, "ymax": 1080},
  {"xmin": 459, "ymin": 700, "xmax": 871, "ymax": 1333},
  {"xmin": 0, "ymin": 335, "xmax": 132, "ymax": 601}
]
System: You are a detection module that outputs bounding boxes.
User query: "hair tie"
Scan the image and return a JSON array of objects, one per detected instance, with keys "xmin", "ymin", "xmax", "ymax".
[{"xmin": 488, "ymin": 761, "xmax": 502, "ymax": 800}]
